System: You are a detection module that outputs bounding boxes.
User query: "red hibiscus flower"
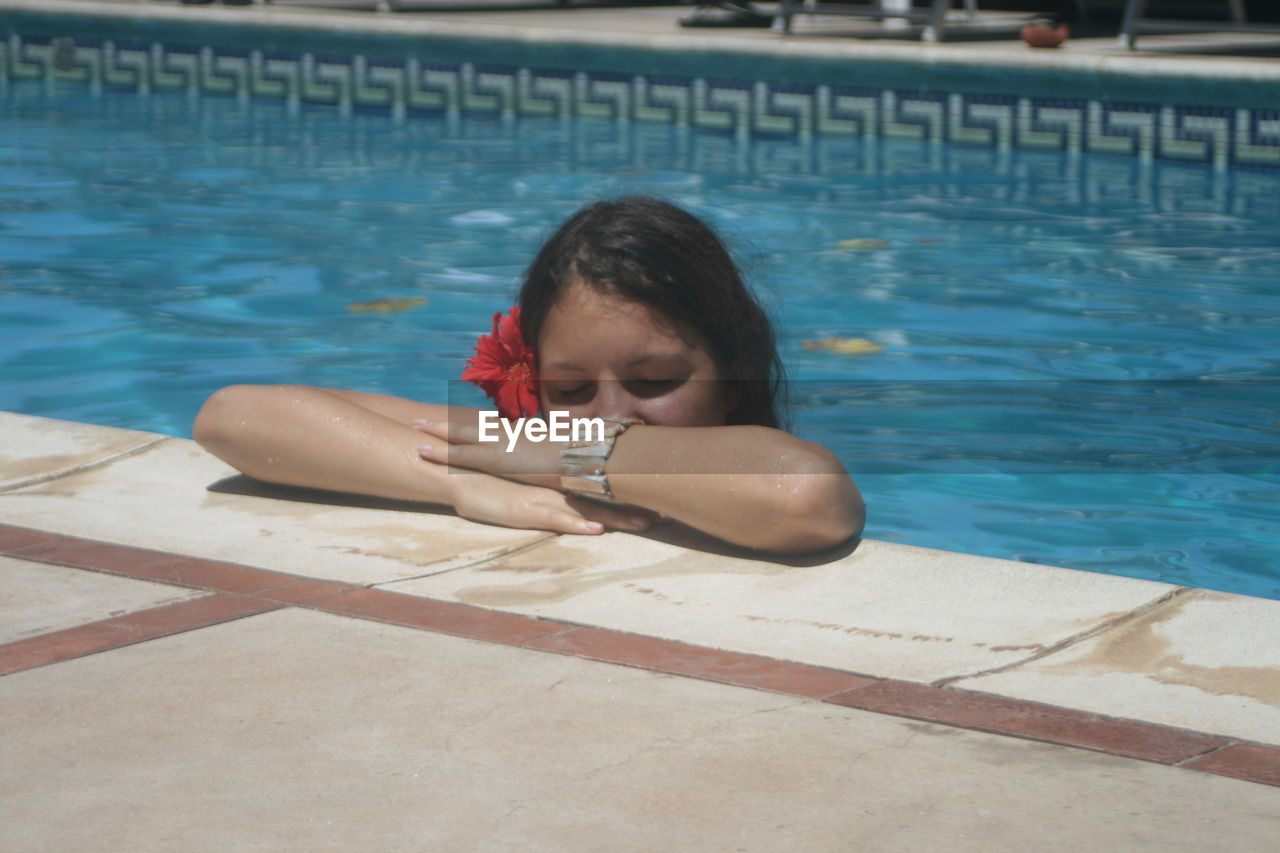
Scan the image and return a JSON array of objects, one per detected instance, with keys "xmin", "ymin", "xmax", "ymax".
[{"xmin": 462, "ymin": 306, "xmax": 540, "ymax": 420}]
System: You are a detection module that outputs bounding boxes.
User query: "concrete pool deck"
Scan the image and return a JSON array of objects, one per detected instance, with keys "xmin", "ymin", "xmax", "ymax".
[
  {"xmin": 2, "ymin": 411, "xmax": 1278, "ymax": 849},
  {"xmin": 44, "ymin": 0, "xmax": 1280, "ymax": 81}
]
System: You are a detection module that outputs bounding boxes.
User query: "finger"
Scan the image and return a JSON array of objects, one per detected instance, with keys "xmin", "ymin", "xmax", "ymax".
[
  {"xmin": 565, "ymin": 496, "xmax": 653, "ymax": 532},
  {"xmin": 412, "ymin": 417, "xmax": 484, "ymax": 445},
  {"xmin": 423, "ymin": 440, "xmax": 533, "ymax": 485},
  {"xmin": 411, "ymin": 418, "xmax": 453, "ymax": 442},
  {"xmin": 539, "ymin": 507, "xmax": 605, "ymax": 535},
  {"xmin": 418, "ymin": 442, "xmax": 473, "ymax": 470},
  {"xmin": 414, "ymin": 414, "xmax": 491, "ymax": 446}
]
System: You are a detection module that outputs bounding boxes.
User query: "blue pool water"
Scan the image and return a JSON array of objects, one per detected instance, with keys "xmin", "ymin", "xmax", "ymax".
[{"xmin": 2, "ymin": 83, "xmax": 1278, "ymax": 599}]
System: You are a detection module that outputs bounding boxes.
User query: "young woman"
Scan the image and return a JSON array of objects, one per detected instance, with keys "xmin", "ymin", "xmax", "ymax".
[{"xmin": 194, "ymin": 197, "xmax": 864, "ymax": 553}]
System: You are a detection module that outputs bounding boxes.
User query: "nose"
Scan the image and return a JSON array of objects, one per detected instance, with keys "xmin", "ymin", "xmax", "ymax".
[{"xmin": 586, "ymin": 380, "xmax": 643, "ymax": 421}]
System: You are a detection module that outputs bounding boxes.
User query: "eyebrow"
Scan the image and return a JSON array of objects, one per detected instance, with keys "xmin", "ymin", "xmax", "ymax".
[{"xmin": 547, "ymin": 353, "xmax": 689, "ymax": 372}]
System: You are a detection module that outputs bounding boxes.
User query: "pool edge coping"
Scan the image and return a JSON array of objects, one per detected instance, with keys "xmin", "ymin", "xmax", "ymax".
[
  {"xmin": 1, "ymin": 518, "xmax": 1277, "ymax": 788},
  {"xmin": 7, "ymin": 0, "xmax": 1280, "ymax": 85},
  {"xmin": 2, "ymin": 412, "xmax": 1278, "ymax": 789}
]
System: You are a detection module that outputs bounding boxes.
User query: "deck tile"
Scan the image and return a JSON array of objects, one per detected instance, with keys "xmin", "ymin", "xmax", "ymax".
[
  {"xmin": 0, "ymin": 411, "xmax": 165, "ymax": 491},
  {"xmin": 393, "ymin": 533, "xmax": 1179, "ymax": 684},
  {"xmin": 954, "ymin": 589, "xmax": 1280, "ymax": 746}
]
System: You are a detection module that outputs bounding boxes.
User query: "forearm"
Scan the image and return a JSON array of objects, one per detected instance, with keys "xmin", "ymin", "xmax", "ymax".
[
  {"xmin": 193, "ymin": 385, "xmax": 455, "ymax": 505},
  {"xmin": 606, "ymin": 425, "xmax": 865, "ymax": 553}
]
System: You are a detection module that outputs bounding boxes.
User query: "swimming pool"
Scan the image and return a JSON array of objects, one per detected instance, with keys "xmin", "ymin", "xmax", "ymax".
[
  {"xmin": 3, "ymin": 0, "xmax": 1280, "ymax": 599},
  {"xmin": 3, "ymin": 77, "xmax": 1277, "ymax": 600}
]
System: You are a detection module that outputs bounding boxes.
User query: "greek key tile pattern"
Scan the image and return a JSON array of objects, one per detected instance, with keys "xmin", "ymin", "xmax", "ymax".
[{"xmin": 4, "ymin": 34, "xmax": 1277, "ymax": 168}]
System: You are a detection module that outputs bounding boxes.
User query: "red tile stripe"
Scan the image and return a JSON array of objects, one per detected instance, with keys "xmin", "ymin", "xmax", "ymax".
[
  {"xmin": 0, "ymin": 593, "xmax": 282, "ymax": 675},
  {"xmin": 1, "ymin": 523, "xmax": 1277, "ymax": 788},
  {"xmin": 826, "ymin": 679, "xmax": 1228, "ymax": 765},
  {"xmin": 1182, "ymin": 745, "xmax": 1280, "ymax": 787},
  {"xmin": 312, "ymin": 587, "xmax": 567, "ymax": 646},
  {"xmin": 525, "ymin": 627, "xmax": 876, "ymax": 698},
  {"xmin": 0, "ymin": 525, "xmax": 60, "ymax": 551}
]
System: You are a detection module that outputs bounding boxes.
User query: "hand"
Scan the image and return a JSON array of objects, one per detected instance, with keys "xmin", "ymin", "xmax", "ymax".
[
  {"xmin": 445, "ymin": 469, "xmax": 654, "ymax": 535},
  {"xmin": 413, "ymin": 416, "xmax": 561, "ymax": 490},
  {"xmin": 413, "ymin": 416, "xmax": 655, "ymax": 534}
]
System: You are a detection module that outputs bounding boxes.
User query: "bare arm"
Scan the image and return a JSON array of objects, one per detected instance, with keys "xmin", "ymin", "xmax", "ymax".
[
  {"xmin": 417, "ymin": 419, "xmax": 865, "ymax": 554},
  {"xmin": 607, "ymin": 425, "xmax": 865, "ymax": 553},
  {"xmin": 192, "ymin": 385, "xmax": 644, "ymax": 534},
  {"xmin": 194, "ymin": 385, "xmax": 453, "ymax": 504}
]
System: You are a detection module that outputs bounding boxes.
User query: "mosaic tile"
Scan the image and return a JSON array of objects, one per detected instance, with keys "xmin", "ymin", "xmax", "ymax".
[{"xmin": 1, "ymin": 34, "xmax": 1276, "ymax": 168}]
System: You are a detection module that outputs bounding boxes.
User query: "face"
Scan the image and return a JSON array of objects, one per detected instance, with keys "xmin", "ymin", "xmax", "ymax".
[{"xmin": 536, "ymin": 282, "xmax": 734, "ymax": 426}]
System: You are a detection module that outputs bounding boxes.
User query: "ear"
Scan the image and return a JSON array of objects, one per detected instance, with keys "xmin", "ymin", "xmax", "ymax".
[{"xmin": 721, "ymin": 381, "xmax": 740, "ymax": 419}]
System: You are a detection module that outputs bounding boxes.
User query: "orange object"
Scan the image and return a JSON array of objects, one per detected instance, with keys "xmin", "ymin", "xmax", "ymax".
[
  {"xmin": 345, "ymin": 296, "xmax": 428, "ymax": 314},
  {"xmin": 1021, "ymin": 22, "xmax": 1069, "ymax": 48},
  {"xmin": 800, "ymin": 337, "xmax": 885, "ymax": 356}
]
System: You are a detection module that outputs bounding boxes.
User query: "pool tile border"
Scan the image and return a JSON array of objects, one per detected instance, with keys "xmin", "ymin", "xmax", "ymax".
[
  {"xmin": 3, "ymin": 32, "xmax": 1278, "ymax": 169},
  {"xmin": 1, "ymin": 522, "xmax": 1277, "ymax": 788}
]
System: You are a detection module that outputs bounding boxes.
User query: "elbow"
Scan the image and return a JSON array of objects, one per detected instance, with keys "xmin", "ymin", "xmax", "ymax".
[{"xmin": 767, "ymin": 448, "xmax": 865, "ymax": 554}]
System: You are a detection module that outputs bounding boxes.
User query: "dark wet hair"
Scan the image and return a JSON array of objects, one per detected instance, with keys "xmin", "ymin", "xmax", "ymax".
[{"xmin": 518, "ymin": 196, "xmax": 785, "ymax": 429}]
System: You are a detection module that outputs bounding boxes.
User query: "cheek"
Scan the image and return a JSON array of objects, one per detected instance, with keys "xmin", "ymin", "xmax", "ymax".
[{"xmin": 637, "ymin": 385, "xmax": 727, "ymax": 427}]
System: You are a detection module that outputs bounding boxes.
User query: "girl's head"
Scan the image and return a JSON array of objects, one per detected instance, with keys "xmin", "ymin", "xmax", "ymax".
[{"xmin": 518, "ymin": 196, "xmax": 783, "ymax": 428}]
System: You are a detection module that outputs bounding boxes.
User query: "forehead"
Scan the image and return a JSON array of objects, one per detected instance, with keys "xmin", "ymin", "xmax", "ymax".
[{"xmin": 537, "ymin": 283, "xmax": 704, "ymax": 356}]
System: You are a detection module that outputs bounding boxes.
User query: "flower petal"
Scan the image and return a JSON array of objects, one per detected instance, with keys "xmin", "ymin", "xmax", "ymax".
[{"xmin": 462, "ymin": 306, "xmax": 539, "ymax": 417}]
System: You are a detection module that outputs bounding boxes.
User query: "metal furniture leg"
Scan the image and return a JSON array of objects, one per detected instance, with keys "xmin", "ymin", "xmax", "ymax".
[
  {"xmin": 773, "ymin": 0, "xmax": 796, "ymax": 33},
  {"xmin": 923, "ymin": 0, "xmax": 950, "ymax": 42},
  {"xmin": 1119, "ymin": 0, "xmax": 1148, "ymax": 48}
]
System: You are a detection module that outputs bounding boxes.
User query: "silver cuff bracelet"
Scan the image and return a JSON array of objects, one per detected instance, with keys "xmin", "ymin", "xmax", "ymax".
[{"xmin": 558, "ymin": 417, "xmax": 641, "ymax": 505}]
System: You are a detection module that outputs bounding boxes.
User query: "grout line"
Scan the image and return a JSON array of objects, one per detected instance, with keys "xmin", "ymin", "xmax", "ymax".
[
  {"xmin": 3, "ymin": 524, "xmax": 1278, "ymax": 787},
  {"xmin": 0, "ymin": 435, "xmax": 172, "ymax": 493},
  {"xmin": 518, "ymin": 624, "xmax": 580, "ymax": 645},
  {"xmin": 0, "ymin": 526, "xmax": 64, "ymax": 553},
  {"xmin": 1173, "ymin": 738, "xmax": 1240, "ymax": 766},
  {"xmin": 817, "ymin": 675, "xmax": 881, "ymax": 702},
  {"xmin": 930, "ymin": 586, "xmax": 1193, "ymax": 688}
]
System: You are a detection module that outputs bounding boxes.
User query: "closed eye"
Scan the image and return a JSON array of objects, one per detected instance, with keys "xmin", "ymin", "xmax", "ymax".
[
  {"xmin": 547, "ymin": 383, "xmax": 593, "ymax": 403},
  {"xmin": 625, "ymin": 378, "xmax": 682, "ymax": 398}
]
